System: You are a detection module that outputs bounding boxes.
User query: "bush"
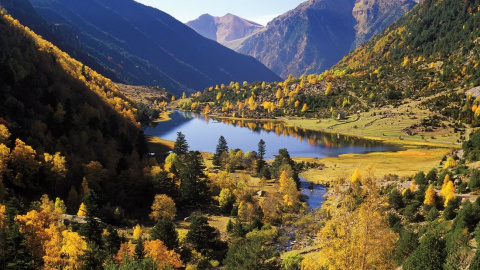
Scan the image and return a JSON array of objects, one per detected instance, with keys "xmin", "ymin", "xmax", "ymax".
[{"xmin": 427, "ymin": 207, "xmax": 439, "ymax": 222}]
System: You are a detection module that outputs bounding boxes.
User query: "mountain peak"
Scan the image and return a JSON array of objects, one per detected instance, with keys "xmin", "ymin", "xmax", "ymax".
[{"xmin": 186, "ymin": 13, "xmax": 264, "ymax": 44}]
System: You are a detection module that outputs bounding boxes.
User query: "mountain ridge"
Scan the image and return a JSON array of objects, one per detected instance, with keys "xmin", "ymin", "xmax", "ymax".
[
  {"xmin": 24, "ymin": 0, "xmax": 280, "ymax": 95},
  {"xmin": 233, "ymin": 0, "xmax": 417, "ymax": 78},
  {"xmin": 186, "ymin": 13, "xmax": 264, "ymax": 44}
]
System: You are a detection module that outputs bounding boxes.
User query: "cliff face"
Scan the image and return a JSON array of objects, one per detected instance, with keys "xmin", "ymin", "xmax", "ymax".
[
  {"xmin": 186, "ymin": 13, "xmax": 264, "ymax": 44},
  {"xmin": 234, "ymin": 0, "xmax": 417, "ymax": 78}
]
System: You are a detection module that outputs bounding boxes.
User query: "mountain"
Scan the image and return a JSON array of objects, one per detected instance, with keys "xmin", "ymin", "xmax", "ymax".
[
  {"xmin": 186, "ymin": 13, "xmax": 264, "ymax": 44},
  {"xmin": 24, "ymin": 0, "xmax": 280, "ymax": 95},
  {"xmin": 193, "ymin": 0, "xmax": 480, "ymax": 128},
  {"xmin": 232, "ymin": 0, "xmax": 417, "ymax": 78}
]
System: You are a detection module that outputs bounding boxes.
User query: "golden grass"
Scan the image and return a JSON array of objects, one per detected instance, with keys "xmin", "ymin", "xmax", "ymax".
[
  {"xmin": 146, "ymin": 135, "xmax": 174, "ymax": 153},
  {"xmin": 153, "ymin": 110, "xmax": 172, "ymax": 123},
  {"xmin": 294, "ymin": 148, "xmax": 449, "ymax": 184},
  {"xmin": 281, "ymin": 99, "xmax": 465, "ymax": 148}
]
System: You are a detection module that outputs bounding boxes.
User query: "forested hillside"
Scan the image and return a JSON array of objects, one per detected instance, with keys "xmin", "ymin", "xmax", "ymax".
[
  {"xmin": 192, "ymin": 0, "xmax": 480, "ymax": 130},
  {"xmin": 0, "ymin": 0, "xmax": 121, "ymax": 82}
]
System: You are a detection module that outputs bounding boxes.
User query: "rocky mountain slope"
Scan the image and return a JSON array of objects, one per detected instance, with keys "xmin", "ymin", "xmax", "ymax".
[
  {"xmin": 233, "ymin": 0, "xmax": 417, "ymax": 78},
  {"xmin": 23, "ymin": 0, "xmax": 280, "ymax": 95},
  {"xmin": 186, "ymin": 13, "xmax": 264, "ymax": 44}
]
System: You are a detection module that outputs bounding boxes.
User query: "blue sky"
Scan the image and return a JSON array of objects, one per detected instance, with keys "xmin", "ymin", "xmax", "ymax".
[{"xmin": 135, "ymin": 0, "xmax": 306, "ymax": 25}]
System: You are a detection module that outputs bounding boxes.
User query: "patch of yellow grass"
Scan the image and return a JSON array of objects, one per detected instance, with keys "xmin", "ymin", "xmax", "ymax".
[
  {"xmin": 153, "ymin": 111, "xmax": 172, "ymax": 123},
  {"xmin": 146, "ymin": 135, "xmax": 174, "ymax": 153},
  {"xmin": 295, "ymin": 148, "xmax": 449, "ymax": 184},
  {"xmin": 281, "ymin": 99, "xmax": 464, "ymax": 147}
]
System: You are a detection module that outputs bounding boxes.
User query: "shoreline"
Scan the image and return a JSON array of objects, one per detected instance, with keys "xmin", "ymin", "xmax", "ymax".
[
  {"xmin": 147, "ymin": 110, "xmax": 451, "ymax": 185},
  {"xmin": 185, "ymin": 110, "xmax": 461, "ymax": 149}
]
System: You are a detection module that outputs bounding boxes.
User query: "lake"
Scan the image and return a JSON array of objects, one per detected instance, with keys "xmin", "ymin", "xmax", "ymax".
[
  {"xmin": 145, "ymin": 111, "xmax": 398, "ymax": 159},
  {"xmin": 145, "ymin": 110, "xmax": 397, "ymax": 209}
]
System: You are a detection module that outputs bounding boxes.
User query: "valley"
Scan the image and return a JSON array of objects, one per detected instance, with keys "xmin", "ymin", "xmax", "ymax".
[{"xmin": 1, "ymin": 0, "xmax": 480, "ymax": 269}]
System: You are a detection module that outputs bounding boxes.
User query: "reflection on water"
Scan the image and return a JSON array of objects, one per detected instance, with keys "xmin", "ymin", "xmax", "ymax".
[{"xmin": 145, "ymin": 110, "xmax": 398, "ymax": 159}]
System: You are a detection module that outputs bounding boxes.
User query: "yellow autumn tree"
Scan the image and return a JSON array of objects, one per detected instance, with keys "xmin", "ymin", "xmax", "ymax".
[
  {"xmin": 44, "ymin": 152, "xmax": 67, "ymax": 178},
  {"xmin": 149, "ymin": 194, "xmax": 176, "ymax": 221},
  {"xmin": 325, "ymin": 82, "xmax": 333, "ymax": 95},
  {"xmin": 203, "ymin": 104, "xmax": 210, "ymax": 115},
  {"xmin": 60, "ymin": 229, "xmax": 87, "ymax": 269},
  {"xmin": 10, "ymin": 138, "xmax": 40, "ymax": 187},
  {"xmin": 294, "ymin": 100, "xmax": 300, "ymax": 108},
  {"xmin": 351, "ymin": 168, "xmax": 361, "ymax": 183},
  {"xmin": 133, "ymin": 224, "xmax": 143, "ymax": 239},
  {"xmin": 444, "ymin": 156, "xmax": 456, "ymax": 169},
  {"xmin": 409, "ymin": 179, "xmax": 417, "ymax": 192},
  {"xmin": 424, "ymin": 184, "xmax": 436, "ymax": 207},
  {"xmin": 444, "ymin": 181, "xmax": 456, "ymax": 206},
  {"xmin": 182, "ymin": 92, "xmax": 186, "ymax": 99},
  {"xmin": 115, "ymin": 241, "xmax": 136, "ymax": 264},
  {"xmin": 276, "ymin": 88, "xmax": 283, "ymax": 99},
  {"xmin": 0, "ymin": 124, "xmax": 10, "ymax": 144},
  {"xmin": 144, "ymin": 239, "xmax": 183, "ymax": 268},
  {"xmin": 278, "ymin": 98, "xmax": 285, "ymax": 108},
  {"xmin": 441, "ymin": 174, "xmax": 451, "ymax": 197},
  {"xmin": 0, "ymin": 203, "xmax": 5, "ymax": 228},
  {"xmin": 317, "ymin": 167, "xmax": 397, "ymax": 270},
  {"xmin": 77, "ymin": 203, "xmax": 87, "ymax": 216},
  {"xmin": 43, "ymin": 224, "xmax": 64, "ymax": 269},
  {"xmin": 301, "ymin": 103, "xmax": 308, "ymax": 113},
  {"xmin": 279, "ymin": 170, "xmax": 299, "ymax": 207}
]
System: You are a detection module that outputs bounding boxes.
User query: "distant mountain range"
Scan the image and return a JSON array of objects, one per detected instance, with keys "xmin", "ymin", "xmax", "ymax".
[
  {"xmin": 230, "ymin": 0, "xmax": 418, "ymax": 78},
  {"xmin": 1, "ymin": 0, "xmax": 280, "ymax": 95},
  {"xmin": 186, "ymin": 13, "xmax": 264, "ymax": 44}
]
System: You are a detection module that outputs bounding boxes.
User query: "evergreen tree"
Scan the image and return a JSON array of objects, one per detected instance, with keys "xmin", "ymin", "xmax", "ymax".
[
  {"xmin": 213, "ymin": 135, "xmax": 228, "ymax": 168},
  {"xmin": 173, "ymin": 132, "xmax": 188, "ymax": 155},
  {"xmin": 0, "ymin": 197, "xmax": 33, "ymax": 270},
  {"xmin": 393, "ymin": 229, "xmax": 419, "ymax": 266},
  {"xmin": 179, "ymin": 151, "xmax": 210, "ymax": 206},
  {"xmin": 150, "ymin": 218, "xmax": 179, "ymax": 251},
  {"xmin": 79, "ymin": 242, "xmax": 106, "ymax": 270},
  {"xmin": 271, "ymin": 148, "xmax": 300, "ymax": 187},
  {"xmin": 186, "ymin": 216, "xmax": 227, "ymax": 261},
  {"xmin": 135, "ymin": 237, "xmax": 145, "ymax": 261},
  {"xmin": 403, "ymin": 232, "xmax": 446, "ymax": 270},
  {"xmin": 223, "ymin": 237, "xmax": 278, "ymax": 270},
  {"xmin": 257, "ymin": 139, "xmax": 266, "ymax": 160},
  {"xmin": 79, "ymin": 191, "xmax": 103, "ymax": 248},
  {"xmin": 152, "ymin": 171, "xmax": 177, "ymax": 199},
  {"xmin": 256, "ymin": 139, "xmax": 267, "ymax": 173},
  {"xmin": 2, "ymin": 223, "xmax": 34, "ymax": 270},
  {"xmin": 104, "ymin": 225, "xmax": 122, "ymax": 256}
]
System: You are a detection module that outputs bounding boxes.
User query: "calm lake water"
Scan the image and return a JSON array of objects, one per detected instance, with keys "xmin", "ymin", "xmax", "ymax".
[
  {"xmin": 145, "ymin": 111, "xmax": 398, "ymax": 159},
  {"xmin": 145, "ymin": 110, "xmax": 397, "ymax": 209}
]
